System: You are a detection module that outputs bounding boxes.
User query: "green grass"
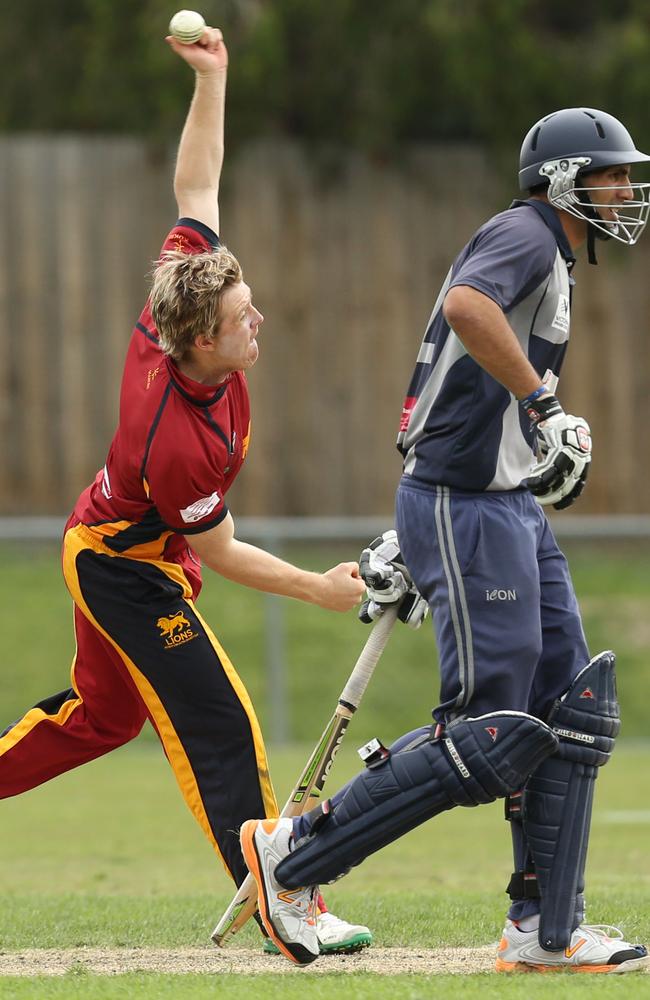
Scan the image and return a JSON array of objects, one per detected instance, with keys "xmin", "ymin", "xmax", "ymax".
[
  {"xmin": 1, "ymin": 539, "xmax": 650, "ymax": 995},
  {"xmin": 3, "ymin": 976, "xmax": 650, "ymax": 1000},
  {"xmin": 1, "ymin": 746, "xmax": 649, "ymax": 995}
]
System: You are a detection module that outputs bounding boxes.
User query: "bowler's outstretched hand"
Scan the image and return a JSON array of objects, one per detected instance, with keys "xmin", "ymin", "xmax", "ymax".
[{"xmin": 166, "ymin": 25, "xmax": 228, "ymax": 73}]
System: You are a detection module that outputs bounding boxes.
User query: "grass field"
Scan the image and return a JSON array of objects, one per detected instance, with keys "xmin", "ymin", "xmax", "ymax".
[
  {"xmin": 1, "ymin": 539, "xmax": 650, "ymax": 995},
  {"xmin": 1, "ymin": 742, "xmax": 650, "ymax": 995}
]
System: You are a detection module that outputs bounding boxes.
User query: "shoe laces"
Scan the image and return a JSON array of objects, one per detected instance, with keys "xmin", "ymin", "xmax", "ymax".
[
  {"xmin": 306, "ymin": 887, "xmax": 319, "ymax": 927},
  {"xmin": 579, "ymin": 924, "xmax": 624, "ymax": 942}
]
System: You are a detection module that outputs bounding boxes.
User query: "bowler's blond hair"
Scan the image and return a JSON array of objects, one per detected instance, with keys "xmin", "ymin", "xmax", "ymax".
[{"xmin": 149, "ymin": 248, "xmax": 243, "ymax": 360}]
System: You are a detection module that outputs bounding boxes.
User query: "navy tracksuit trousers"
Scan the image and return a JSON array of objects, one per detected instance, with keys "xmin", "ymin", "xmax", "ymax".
[{"xmin": 396, "ymin": 478, "xmax": 589, "ymax": 725}]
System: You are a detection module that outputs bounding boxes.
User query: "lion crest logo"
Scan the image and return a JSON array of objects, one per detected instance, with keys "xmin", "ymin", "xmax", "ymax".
[{"xmin": 156, "ymin": 611, "xmax": 196, "ymax": 649}]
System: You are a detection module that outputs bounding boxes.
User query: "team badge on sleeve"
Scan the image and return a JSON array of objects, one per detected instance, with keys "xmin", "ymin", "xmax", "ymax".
[{"xmin": 180, "ymin": 492, "xmax": 221, "ymax": 523}]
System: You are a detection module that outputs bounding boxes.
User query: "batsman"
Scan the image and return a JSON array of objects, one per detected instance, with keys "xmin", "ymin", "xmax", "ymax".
[
  {"xmin": 239, "ymin": 110, "xmax": 650, "ymax": 973},
  {"xmin": 0, "ymin": 22, "xmax": 373, "ymax": 954}
]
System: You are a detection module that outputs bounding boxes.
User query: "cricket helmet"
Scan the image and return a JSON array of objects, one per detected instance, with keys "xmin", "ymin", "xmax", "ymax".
[{"xmin": 518, "ymin": 108, "xmax": 650, "ymax": 249}]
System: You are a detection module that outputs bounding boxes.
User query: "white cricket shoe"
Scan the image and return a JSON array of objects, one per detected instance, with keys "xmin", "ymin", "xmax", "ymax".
[
  {"xmin": 263, "ymin": 908, "xmax": 373, "ymax": 955},
  {"xmin": 495, "ymin": 918, "xmax": 650, "ymax": 974},
  {"xmin": 240, "ymin": 818, "xmax": 319, "ymax": 966},
  {"xmin": 317, "ymin": 911, "xmax": 373, "ymax": 953}
]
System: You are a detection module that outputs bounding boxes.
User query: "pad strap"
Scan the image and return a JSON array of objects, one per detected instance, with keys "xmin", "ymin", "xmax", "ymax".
[{"xmin": 507, "ymin": 871, "xmax": 540, "ymax": 900}]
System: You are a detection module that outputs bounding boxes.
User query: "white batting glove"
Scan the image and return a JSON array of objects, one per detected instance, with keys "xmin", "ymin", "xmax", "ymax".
[
  {"xmin": 358, "ymin": 530, "xmax": 428, "ymax": 629},
  {"xmin": 522, "ymin": 394, "xmax": 592, "ymax": 510},
  {"xmin": 359, "ymin": 588, "xmax": 429, "ymax": 629},
  {"xmin": 359, "ymin": 530, "xmax": 410, "ymax": 602},
  {"xmin": 395, "ymin": 589, "xmax": 429, "ymax": 629}
]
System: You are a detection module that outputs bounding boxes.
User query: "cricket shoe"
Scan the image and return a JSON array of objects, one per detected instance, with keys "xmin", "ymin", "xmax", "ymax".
[
  {"xmin": 263, "ymin": 909, "xmax": 373, "ymax": 955},
  {"xmin": 495, "ymin": 918, "xmax": 650, "ymax": 974},
  {"xmin": 240, "ymin": 818, "xmax": 319, "ymax": 966}
]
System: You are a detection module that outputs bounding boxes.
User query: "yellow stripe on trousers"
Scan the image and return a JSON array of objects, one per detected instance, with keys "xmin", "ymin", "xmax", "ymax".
[
  {"xmin": 62, "ymin": 523, "xmax": 277, "ymax": 876},
  {"xmin": 188, "ymin": 598, "xmax": 278, "ymax": 819},
  {"xmin": 0, "ymin": 692, "xmax": 82, "ymax": 758}
]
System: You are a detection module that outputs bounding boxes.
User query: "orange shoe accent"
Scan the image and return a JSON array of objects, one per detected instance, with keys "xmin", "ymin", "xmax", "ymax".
[
  {"xmin": 239, "ymin": 821, "xmax": 304, "ymax": 967},
  {"xmin": 495, "ymin": 957, "xmax": 521, "ymax": 972},
  {"xmin": 277, "ymin": 889, "xmax": 303, "ymax": 905},
  {"xmin": 495, "ymin": 957, "xmax": 619, "ymax": 975},
  {"xmin": 573, "ymin": 965, "xmax": 617, "ymax": 974},
  {"xmin": 496, "ymin": 958, "xmax": 564, "ymax": 973},
  {"xmin": 565, "ymin": 937, "xmax": 587, "ymax": 959},
  {"xmin": 262, "ymin": 819, "xmax": 279, "ymax": 834}
]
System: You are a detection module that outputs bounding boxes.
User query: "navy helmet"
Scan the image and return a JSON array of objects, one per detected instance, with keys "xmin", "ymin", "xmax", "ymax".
[{"xmin": 519, "ymin": 108, "xmax": 650, "ymax": 250}]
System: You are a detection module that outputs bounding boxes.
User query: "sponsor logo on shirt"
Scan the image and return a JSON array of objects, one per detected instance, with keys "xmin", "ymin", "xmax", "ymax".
[
  {"xmin": 146, "ymin": 367, "xmax": 161, "ymax": 390},
  {"xmin": 551, "ymin": 294, "xmax": 570, "ymax": 334},
  {"xmin": 179, "ymin": 492, "xmax": 221, "ymax": 523},
  {"xmin": 156, "ymin": 611, "xmax": 197, "ymax": 650}
]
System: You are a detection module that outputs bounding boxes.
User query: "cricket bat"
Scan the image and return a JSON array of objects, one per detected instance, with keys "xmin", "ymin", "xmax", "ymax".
[{"xmin": 211, "ymin": 603, "xmax": 398, "ymax": 946}]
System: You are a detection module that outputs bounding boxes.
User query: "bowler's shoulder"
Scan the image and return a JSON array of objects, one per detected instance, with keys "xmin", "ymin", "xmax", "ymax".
[{"xmin": 159, "ymin": 218, "xmax": 221, "ymax": 258}]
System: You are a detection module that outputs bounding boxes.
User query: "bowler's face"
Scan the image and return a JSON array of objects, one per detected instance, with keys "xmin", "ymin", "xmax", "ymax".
[{"xmin": 215, "ymin": 281, "xmax": 264, "ymax": 373}]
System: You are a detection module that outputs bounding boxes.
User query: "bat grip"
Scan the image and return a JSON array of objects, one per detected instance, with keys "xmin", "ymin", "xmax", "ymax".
[{"xmin": 339, "ymin": 604, "xmax": 398, "ymax": 708}]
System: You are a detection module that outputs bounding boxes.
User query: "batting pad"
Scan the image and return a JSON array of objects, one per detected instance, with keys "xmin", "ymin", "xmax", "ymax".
[
  {"xmin": 522, "ymin": 651, "xmax": 620, "ymax": 951},
  {"xmin": 275, "ymin": 712, "xmax": 558, "ymax": 889}
]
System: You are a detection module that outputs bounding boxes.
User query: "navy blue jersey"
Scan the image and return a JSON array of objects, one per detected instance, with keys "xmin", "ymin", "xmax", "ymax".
[{"xmin": 397, "ymin": 200, "xmax": 576, "ymax": 491}]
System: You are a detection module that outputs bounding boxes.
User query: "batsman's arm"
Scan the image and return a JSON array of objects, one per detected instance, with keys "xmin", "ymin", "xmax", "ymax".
[
  {"xmin": 443, "ymin": 285, "xmax": 550, "ymax": 401},
  {"xmin": 186, "ymin": 513, "xmax": 365, "ymax": 613},
  {"xmin": 167, "ymin": 26, "xmax": 229, "ymax": 235}
]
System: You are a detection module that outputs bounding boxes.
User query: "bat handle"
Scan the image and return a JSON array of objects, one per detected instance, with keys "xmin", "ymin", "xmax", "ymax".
[{"xmin": 339, "ymin": 603, "xmax": 398, "ymax": 707}]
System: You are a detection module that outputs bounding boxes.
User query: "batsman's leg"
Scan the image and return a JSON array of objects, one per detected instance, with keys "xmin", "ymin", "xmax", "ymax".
[
  {"xmin": 499, "ymin": 652, "xmax": 648, "ymax": 972},
  {"xmin": 240, "ymin": 818, "xmax": 319, "ymax": 966},
  {"xmin": 242, "ymin": 712, "xmax": 556, "ymax": 924},
  {"xmin": 243, "ymin": 712, "xmax": 556, "ymax": 965}
]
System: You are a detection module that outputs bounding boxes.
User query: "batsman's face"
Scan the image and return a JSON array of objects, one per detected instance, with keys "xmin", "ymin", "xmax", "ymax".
[
  {"xmin": 214, "ymin": 281, "xmax": 264, "ymax": 373},
  {"xmin": 583, "ymin": 164, "xmax": 634, "ymax": 224}
]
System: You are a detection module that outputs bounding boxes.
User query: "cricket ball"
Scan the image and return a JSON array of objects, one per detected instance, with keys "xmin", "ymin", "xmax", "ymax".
[{"xmin": 169, "ymin": 10, "xmax": 206, "ymax": 44}]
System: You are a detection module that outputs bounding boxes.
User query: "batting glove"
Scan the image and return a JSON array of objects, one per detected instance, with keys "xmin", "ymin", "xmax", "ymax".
[
  {"xmin": 522, "ymin": 394, "xmax": 592, "ymax": 510},
  {"xmin": 359, "ymin": 530, "xmax": 410, "ymax": 602},
  {"xmin": 358, "ymin": 530, "xmax": 428, "ymax": 629}
]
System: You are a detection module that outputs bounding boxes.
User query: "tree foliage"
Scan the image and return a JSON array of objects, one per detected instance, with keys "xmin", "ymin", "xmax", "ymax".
[{"xmin": 2, "ymin": 0, "xmax": 650, "ymax": 156}]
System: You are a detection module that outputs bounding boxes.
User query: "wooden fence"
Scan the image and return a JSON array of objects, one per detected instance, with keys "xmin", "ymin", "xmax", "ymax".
[{"xmin": 1, "ymin": 136, "xmax": 649, "ymax": 516}]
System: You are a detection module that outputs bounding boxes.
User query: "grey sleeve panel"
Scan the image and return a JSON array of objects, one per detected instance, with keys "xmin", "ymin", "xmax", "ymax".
[{"xmin": 448, "ymin": 211, "xmax": 557, "ymax": 313}]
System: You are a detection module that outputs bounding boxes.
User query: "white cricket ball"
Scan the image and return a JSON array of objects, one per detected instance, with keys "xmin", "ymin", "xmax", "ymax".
[{"xmin": 169, "ymin": 10, "xmax": 206, "ymax": 45}]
